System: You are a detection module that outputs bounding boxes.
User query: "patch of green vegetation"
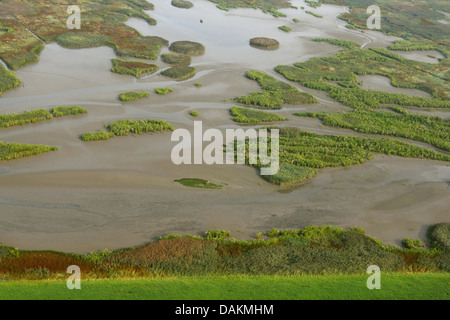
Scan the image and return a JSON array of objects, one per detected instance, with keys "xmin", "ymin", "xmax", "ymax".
[
  {"xmin": 230, "ymin": 106, "xmax": 287, "ymax": 123},
  {"xmin": 428, "ymin": 223, "xmax": 450, "ymax": 253},
  {"xmin": 322, "ymin": 0, "xmax": 450, "ymax": 43},
  {"xmin": 386, "ymin": 106, "xmax": 408, "ymax": 114},
  {"xmin": 171, "ymin": 0, "xmax": 193, "ymax": 9},
  {"xmin": 169, "ymin": 41, "xmax": 205, "ymax": 56},
  {"xmin": 249, "ymin": 37, "xmax": 280, "ymax": 50},
  {"xmin": 0, "ymin": 142, "xmax": 57, "ymax": 161},
  {"xmin": 108, "ymin": 119, "xmax": 174, "ymax": 136},
  {"xmin": 119, "ymin": 91, "xmax": 149, "ymax": 101},
  {"xmin": 0, "ymin": 224, "xmax": 449, "ymax": 283},
  {"xmin": 275, "ymin": 127, "xmax": 449, "ymax": 169},
  {"xmin": 155, "ymin": 88, "xmax": 173, "ymax": 95},
  {"xmin": 81, "ymin": 119, "xmax": 174, "ymax": 141},
  {"xmin": 276, "ymin": 48, "xmax": 450, "ymax": 101},
  {"xmin": 293, "ymin": 18, "xmax": 299, "ymax": 23},
  {"xmin": 244, "ymin": 126, "xmax": 449, "ymax": 183},
  {"xmin": 55, "ymin": 33, "xmax": 110, "ymax": 49},
  {"xmin": 204, "ymin": 230, "xmax": 231, "ymax": 240},
  {"xmin": 209, "ymin": 0, "xmax": 290, "ymax": 17},
  {"xmin": 174, "ymin": 178, "xmax": 223, "ymax": 189},
  {"xmin": 0, "ymin": 20, "xmax": 45, "ymax": 70},
  {"xmin": 234, "ymin": 70, "xmax": 317, "ymax": 109},
  {"xmin": 0, "ymin": 106, "xmax": 86, "ymax": 128},
  {"xmin": 0, "ymin": 0, "xmax": 167, "ymax": 72},
  {"xmin": 0, "ymin": 110, "xmax": 51, "ymax": 128},
  {"xmin": 81, "ymin": 131, "xmax": 115, "ymax": 142},
  {"xmin": 388, "ymin": 39, "xmax": 437, "ymax": 51},
  {"xmin": 194, "ymin": 82, "xmax": 202, "ymax": 87},
  {"xmin": 278, "ymin": 25, "xmax": 291, "ymax": 32},
  {"xmin": 161, "ymin": 53, "xmax": 191, "ymax": 66},
  {"xmin": 111, "ymin": 59, "xmax": 159, "ymax": 78},
  {"xmin": 305, "ymin": 11, "xmax": 322, "ymax": 18},
  {"xmin": 305, "ymin": 0, "xmax": 321, "ymax": 8},
  {"xmin": 48, "ymin": 106, "xmax": 87, "ymax": 117},
  {"xmin": 0, "ymin": 64, "xmax": 20, "ymax": 96},
  {"xmin": 313, "ymin": 38, "xmax": 360, "ymax": 49},
  {"xmin": 189, "ymin": 110, "xmax": 199, "ymax": 117},
  {"xmin": 0, "ymin": 274, "xmax": 448, "ymax": 300},
  {"xmin": 263, "ymin": 164, "xmax": 317, "ymax": 185},
  {"xmin": 297, "ymin": 110, "xmax": 450, "ymax": 151},
  {"xmin": 161, "ymin": 66, "xmax": 196, "ymax": 81}
]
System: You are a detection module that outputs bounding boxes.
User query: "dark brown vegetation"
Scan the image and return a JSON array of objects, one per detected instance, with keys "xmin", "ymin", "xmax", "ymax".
[
  {"xmin": 249, "ymin": 37, "xmax": 280, "ymax": 50},
  {"xmin": 169, "ymin": 41, "xmax": 205, "ymax": 56}
]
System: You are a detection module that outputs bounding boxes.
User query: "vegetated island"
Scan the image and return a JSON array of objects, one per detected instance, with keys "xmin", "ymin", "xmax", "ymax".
[
  {"xmin": 161, "ymin": 66, "xmax": 196, "ymax": 81},
  {"xmin": 171, "ymin": 0, "xmax": 193, "ymax": 9},
  {"xmin": 81, "ymin": 119, "xmax": 174, "ymax": 142},
  {"xmin": 169, "ymin": 41, "xmax": 205, "ymax": 56},
  {"xmin": 305, "ymin": 11, "xmax": 323, "ymax": 18},
  {"xmin": 312, "ymin": 38, "xmax": 360, "ymax": 49},
  {"xmin": 0, "ymin": 106, "xmax": 87, "ymax": 128},
  {"xmin": 161, "ymin": 53, "xmax": 191, "ymax": 66},
  {"xmin": 250, "ymin": 127, "xmax": 449, "ymax": 186},
  {"xmin": 174, "ymin": 178, "xmax": 223, "ymax": 189},
  {"xmin": 155, "ymin": 88, "xmax": 173, "ymax": 95},
  {"xmin": 278, "ymin": 25, "xmax": 291, "ymax": 32},
  {"xmin": 274, "ymin": 45, "xmax": 450, "ymax": 152},
  {"xmin": 111, "ymin": 59, "xmax": 159, "ymax": 78},
  {"xmin": 234, "ymin": 70, "xmax": 317, "ymax": 109},
  {"xmin": 119, "ymin": 91, "xmax": 149, "ymax": 102},
  {"xmin": 249, "ymin": 37, "xmax": 280, "ymax": 50},
  {"xmin": 230, "ymin": 106, "xmax": 287, "ymax": 124}
]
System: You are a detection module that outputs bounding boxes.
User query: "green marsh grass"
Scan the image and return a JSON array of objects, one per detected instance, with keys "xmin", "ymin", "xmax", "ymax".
[
  {"xmin": 278, "ymin": 26, "xmax": 291, "ymax": 32},
  {"xmin": 0, "ymin": 106, "xmax": 87, "ymax": 128},
  {"xmin": 230, "ymin": 106, "xmax": 287, "ymax": 123},
  {"xmin": 297, "ymin": 110, "xmax": 450, "ymax": 151},
  {"xmin": 155, "ymin": 88, "xmax": 173, "ymax": 95},
  {"xmin": 234, "ymin": 70, "xmax": 317, "ymax": 109},
  {"xmin": 0, "ymin": 224, "xmax": 449, "ymax": 283},
  {"xmin": 161, "ymin": 66, "xmax": 196, "ymax": 81},
  {"xmin": 0, "ymin": 142, "xmax": 57, "ymax": 161},
  {"xmin": 174, "ymin": 178, "xmax": 223, "ymax": 189},
  {"xmin": 0, "ymin": 273, "xmax": 448, "ymax": 300},
  {"xmin": 119, "ymin": 91, "xmax": 149, "ymax": 101},
  {"xmin": 169, "ymin": 41, "xmax": 205, "ymax": 56},
  {"xmin": 161, "ymin": 53, "xmax": 191, "ymax": 66},
  {"xmin": 171, "ymin": 0, "xmax": 193, "ymax": 9},
  {"xmin": 249, "ymin": 37, "xmax": 280, "ymax": 50},
  {"xmin": 111, "ymin": 59, "xmax": 159, "ymax": 78},
  {"xmin": 81, "ymin": 119, "xmax": 174, "ymax": 141}
]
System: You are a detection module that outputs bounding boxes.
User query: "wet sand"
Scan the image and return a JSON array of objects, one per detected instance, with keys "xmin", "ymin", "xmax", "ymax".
[{"xmin": 0, "ymin": 0, "xmax": 448, "ymax": 253}]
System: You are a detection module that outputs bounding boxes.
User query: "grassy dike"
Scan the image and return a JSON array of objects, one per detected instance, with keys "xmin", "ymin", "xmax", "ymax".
[{"xmin": 0, "ymin": 273, "xmax": 448, "ymax": 300}]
